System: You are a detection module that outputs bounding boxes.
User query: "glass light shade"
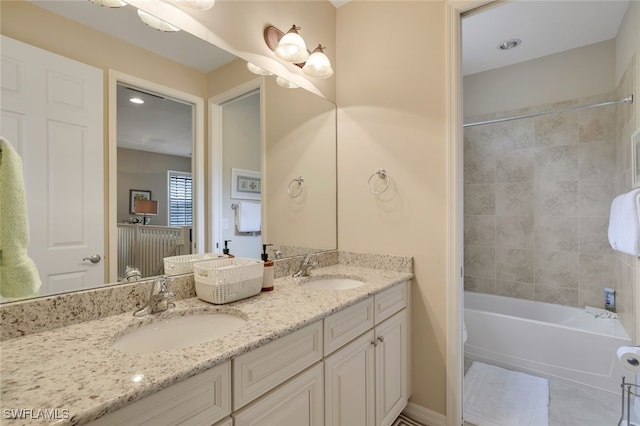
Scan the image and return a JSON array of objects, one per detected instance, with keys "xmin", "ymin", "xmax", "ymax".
[
  {"xmin": 137, "ymin": 9, "xmax": 180, "ymax": 32},
  {"xmin": 302, "ymin": 46, "xmax": 334, "ymax": 79},
  {"xmin": 89, "ymin": 0, "xmax": 126, "ymax": 7},
  {"xmin": 246, "ymin": 62, "xmax": 273, "ymax": 76},
  {"xmin": 173, "ymin": 0, "xmax": 215, "ymax": 10},
  {"xmin": 274, "ymin": 26, "xmax": 309, "ymax": 63},
  {"xmin": 276, "ymin": 76, "xmax": 299, "ymax": 89}
]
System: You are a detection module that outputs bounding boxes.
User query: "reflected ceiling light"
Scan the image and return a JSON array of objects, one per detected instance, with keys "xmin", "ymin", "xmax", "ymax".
[
  {"xmin": 498, "ymin": 38, "xmax": 521, "ymax": 50},
  {"xmin": 137, "ymin": 9, "xmax": 180, "ymax": 32},
  {"xmin": 89, "ymin": 0, "xmax": 127, "ymax": 7},
  {"xmin": 274, "ymin": 25, "xmax": 309, "ymax": 63},
  {"xmin": 276, "ymin": 76, "xmax": 299, "ymax": 89},
  {"xmin": 246, "ymin": 62, "xmax": 273, "ymax": 76},
  {"xmin": 172, "ymin": 0, "xmax": 215, "ymax": 9},
  {"xmin": 302, "ymin": 45, "xmax": 333, "ymax": 79},
  {"xmin": 129, "ymin": 97, "xmax": 144, "ymax": 104}
]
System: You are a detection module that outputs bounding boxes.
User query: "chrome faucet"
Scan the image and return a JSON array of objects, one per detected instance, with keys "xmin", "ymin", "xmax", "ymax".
[
  {"xmin": 133, "ymin": 276, "xmax": 175, "ymax": 316},
  {"xmin": 293, "ymin": 254, "xmax": 318, "ymax": 278}
]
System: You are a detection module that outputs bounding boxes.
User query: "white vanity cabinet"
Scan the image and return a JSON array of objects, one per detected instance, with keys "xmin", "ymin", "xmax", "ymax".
[
  {"xmin": 324, "ymin": 283, "xmax": 409, "ymax": 426},
  {"xmin": 88, "ymin": 361, "xmax": 231, "ymax": 426}
]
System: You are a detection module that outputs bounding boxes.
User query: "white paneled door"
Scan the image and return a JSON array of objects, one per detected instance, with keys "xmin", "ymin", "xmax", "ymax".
[{"xmin": 1, "ymin": 35, "xmax": 104, "ymax": 296}]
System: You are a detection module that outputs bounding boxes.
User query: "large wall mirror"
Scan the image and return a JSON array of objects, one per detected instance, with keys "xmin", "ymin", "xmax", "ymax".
[{"xmin": 0, "ymin": 0, "xmax": 337, "ymax": 303}]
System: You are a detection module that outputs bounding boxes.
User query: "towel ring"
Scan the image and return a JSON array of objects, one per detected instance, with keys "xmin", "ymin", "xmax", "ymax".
[
  {"xmin": 368, "ymin": 169, "xmax": 390, "ymax": 195},
  {"xmin": 288, "ymin": 176, "xmax": 304, "ymax": 198}
]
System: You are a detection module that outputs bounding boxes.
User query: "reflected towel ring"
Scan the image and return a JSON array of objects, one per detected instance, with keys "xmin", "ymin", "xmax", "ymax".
[
  {"xmin": 368, "ymin": 169, "xmax": 390, "ymax": 195},
  {"xmin": 288, "ymin": 176, "xmax": 304, "ymax": 198}
]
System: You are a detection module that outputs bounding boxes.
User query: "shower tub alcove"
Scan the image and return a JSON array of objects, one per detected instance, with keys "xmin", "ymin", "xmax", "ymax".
[{"xmin": 464, "ymin": 291, "xmax": 632, "ymax": 394}]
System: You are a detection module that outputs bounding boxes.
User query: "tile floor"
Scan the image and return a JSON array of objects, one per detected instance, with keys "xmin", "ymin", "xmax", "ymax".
[{"xmin": 464, "ymin": 359, "xmax": 621, "ymax": 426}]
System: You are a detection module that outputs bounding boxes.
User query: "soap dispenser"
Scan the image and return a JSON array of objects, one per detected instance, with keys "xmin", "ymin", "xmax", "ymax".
[
  {"xmin": 261, "ymin": 244, "xmax": 274, "ymax": 292},
  {"xmin": 223, "ymin": 240, "xmax": 234, "ymax": 258}
]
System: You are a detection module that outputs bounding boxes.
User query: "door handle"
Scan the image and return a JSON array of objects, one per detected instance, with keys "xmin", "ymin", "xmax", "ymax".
[{"xmin": 82, "ymin": 254, "xmax": 101, "ymax": 264}]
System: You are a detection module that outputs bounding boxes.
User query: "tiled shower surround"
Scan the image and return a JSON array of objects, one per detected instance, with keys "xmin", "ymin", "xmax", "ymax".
[{"xmin": 464, "ymin": 57, "xmax": 636, "ymax": 335}]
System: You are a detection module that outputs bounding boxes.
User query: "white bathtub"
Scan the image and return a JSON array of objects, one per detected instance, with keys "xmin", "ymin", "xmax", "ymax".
[{"xmin": 464, "ymin": 292, "xmax": 632, "ymax": 394}]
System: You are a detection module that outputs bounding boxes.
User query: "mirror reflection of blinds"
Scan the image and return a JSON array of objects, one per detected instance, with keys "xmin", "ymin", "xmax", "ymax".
[{"xmin": 168, "ymin": 171, "xmax": 193, "ymax": 227}]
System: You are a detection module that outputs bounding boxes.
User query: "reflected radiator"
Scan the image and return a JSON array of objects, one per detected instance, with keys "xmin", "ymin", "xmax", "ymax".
[{"xmin": 117, "ymin": 224, "xmax": 191, "ymax": 279}]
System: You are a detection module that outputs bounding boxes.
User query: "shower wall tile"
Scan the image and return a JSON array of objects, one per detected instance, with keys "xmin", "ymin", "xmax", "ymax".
[
  {"xmin": 495, "ymin": 182, "xmax": 533, "ymax": 216},
  {"xmin": 535, "ymin": 216, "xmax": 579, "ymax": 252},
  {"xmin": 464, "ymin": 245, "xmax": 495, "ymax": 279},
  {"xmin": 534, "ymin": 180, "xmax": 579, "ymax": 217},
  {"xmin": 535, "ymin": 285, "xmax": 579, "ymax": 307},
  {"xmin": 579, "ymin": 290, "xmax": 605, "ymax": 311},
  {"xmin": 464, "ymin": 157, "xmax": 495, "ymax": 184},
  {"xmin": 464, "ymin": 215, "xmax": 495, "ymax": 247},
  {"xmin": 464, "ymin": 89, "xmax": 628, "ymax": 315},
  {"xmin": 579, "ymin": 141, "xmax": 616, "ymax": 180},
  {"xmin": 579, "ymin": 253, "xmax": 614, "ymax": 293},
  {"xmin": 494, "ymin": 119, "xmax": 535, "ymax": 151},
  {"xmin": 495, "ymin": 248, "xmax": 533, "ymax": 283},
  {"xmin": 496, "ymin": 148, "xmax": 534, "ymax": 182},
  {"xmin": 464, "ymin": 184, "xmax": 495, "ymax": 215},
  {"xmin": 464, "ymin": 276, "xmax": 496, "ymax": 294},
  {"xmin": 495, "ymin": 280, "xmax": 535, "ymax": 300},
  {"xmin": 534, "ymin": 145, "xmax": 580, "ymax": 181},
  {"xmin": 579, "ymin": 178, "xmax": 613, "ymax": 217},
  {"xmin": 534, "ymin": 251, "xmax": 579, "ymax": 287},
  {"xmin": 579, "ymin": 103, "xmax": 616, "ymax": 144},
  {"xmin": 534, "ymin": 110, "xmax": 579, "ymax": 147},
  {"xmin": 496, "ymin": 216, "xmax": 533, "ymax": 249},
  {"xmin": 579, "ymin": 216, "xmax": 612, "ymax": 255}
]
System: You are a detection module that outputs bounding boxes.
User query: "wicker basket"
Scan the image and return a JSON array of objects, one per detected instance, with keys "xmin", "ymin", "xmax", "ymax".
[
  {"xmin": 193, "ymin": 257, "xmax": 264, "ymax": 304},
  {"xmin": 163, "ymin": 253, "xmax": 227, "ymax": 275}
]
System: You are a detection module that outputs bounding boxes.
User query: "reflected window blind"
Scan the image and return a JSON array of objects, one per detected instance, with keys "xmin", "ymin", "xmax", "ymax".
[{"xmin": 168, "ymin": 171, "xmax": 192, "ymax": 226}]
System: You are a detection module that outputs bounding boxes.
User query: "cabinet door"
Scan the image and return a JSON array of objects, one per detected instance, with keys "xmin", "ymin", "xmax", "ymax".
[
  {"xmin": 233, "ymin": 363, "xmax": 324, "ymax": 426},
  {"xmin": 325, "ymin": 330, "xmax": 376, "ymax": 426},
  {"xmin": 375, "ymin": 310, "xmax": 408, "ymax": 426}
]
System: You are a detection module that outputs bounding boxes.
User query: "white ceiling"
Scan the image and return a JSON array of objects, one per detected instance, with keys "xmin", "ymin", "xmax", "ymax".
[{"xmin": 462, "ymin": 0, "xmax": 630, "ymax": 76}]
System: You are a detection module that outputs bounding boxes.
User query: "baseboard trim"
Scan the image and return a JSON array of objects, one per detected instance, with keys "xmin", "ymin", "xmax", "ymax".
[{"xmin": 403, "ymin": 401, "xmax": 446, "ymax": 426}]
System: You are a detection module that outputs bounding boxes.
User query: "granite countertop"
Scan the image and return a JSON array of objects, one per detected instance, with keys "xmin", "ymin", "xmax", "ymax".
[{"xmin": 0, "ymin": 264, "xmax": 412, "ymax": 425}]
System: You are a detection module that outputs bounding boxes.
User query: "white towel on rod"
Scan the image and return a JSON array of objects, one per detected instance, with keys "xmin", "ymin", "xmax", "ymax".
[
  {"xmin": 235, "ymin": 201, "xmax": 261, "ymax": 233},
  {"xmin": 608, "ymin": 188, "xmax": 640, "ymax": 256}
]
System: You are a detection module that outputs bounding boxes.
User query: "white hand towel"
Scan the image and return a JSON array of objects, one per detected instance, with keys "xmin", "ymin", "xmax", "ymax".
[
  {"xmin": 608, "ymin": 189, "xmax": 640, "ymax": 256},
  {"xmin": 236, "ymin": 201, "xmax": 261, "ymax": 233}
]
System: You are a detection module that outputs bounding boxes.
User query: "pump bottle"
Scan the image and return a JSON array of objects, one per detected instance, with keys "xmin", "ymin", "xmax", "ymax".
[{"xmin": 261, "ymin": 244, "xmax": 274, "ymax": 291}]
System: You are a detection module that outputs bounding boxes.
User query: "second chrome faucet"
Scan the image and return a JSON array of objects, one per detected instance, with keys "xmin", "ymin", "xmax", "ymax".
[
  {"xmin": 293, "ymin": 254, "xmax": 318, "ymax": 278},
  {"xmin": 134, "ymin": 276, "xmax": 175, "ymax": 316}
]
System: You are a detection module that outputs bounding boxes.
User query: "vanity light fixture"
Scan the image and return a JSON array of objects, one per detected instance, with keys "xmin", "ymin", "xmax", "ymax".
[
  {"xmin": 246, "ymin": 62, "xmax": 273, "ymax": 76},
  {"xmin": 274, "ymin": 25, "xmax": 309, "ymax": 63},
  {"xmin": 137, "ymin": 9, "xmax": 180, "ymax": 32},
  {"xmin": 276, "ymin": 76, "xmax": 299, "ymax": 89},
  {"xmin": 129, "ymin": 97, "xmax": 144, "ymax": 104},
  {"xmin": 264, "ymin": 25, "xmax": 333, "ymax": 79},
  {"xmin": 172, "ymin": 0, "xmax": 215, "ymax": 10},
  {"xmin": 302, "ymin": 45, "xmax": 333, "ymax": 78},
  {"xmin": 89, "ymin": 0, "xmax": 127, "ymax": 7}
]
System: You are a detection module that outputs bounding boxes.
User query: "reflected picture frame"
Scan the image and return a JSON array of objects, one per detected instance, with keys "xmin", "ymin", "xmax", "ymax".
[
  {"xmin": 633, "ymin": 127, "xmax": 640, "ymax": 188},
  {"xmin": 231, "ymin": 168, "xmax": 261, "ymax": 200},
  {"xmin": 129, "ymin": 189, "xmax": 152, "ymax": 214}
]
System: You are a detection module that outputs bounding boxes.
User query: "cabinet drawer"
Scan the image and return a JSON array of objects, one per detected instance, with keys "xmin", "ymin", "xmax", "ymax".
[
  {"xmin": 233, "ymin": 321, "xmax": 323, "ymax": 410},
  {"xmin": 89, "ymin": 362, "xmax": 231, "ymax": 426},
  {"xmin": 233, "ymin": 363, "xmax": 324, "ymax": 426},
  {"xmin": 324, "ymin": 298, "xmax": 374, "ymax": 356},
  {"xmin": 374, "ymin": 282, "xmax": 407, "ymax": 325}
]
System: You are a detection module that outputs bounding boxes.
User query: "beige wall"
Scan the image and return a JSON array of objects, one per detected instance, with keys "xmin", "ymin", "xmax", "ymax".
[
  {"xmin": 221, "ymin": 93, "xmax": 263, "ymax": 258},
  {"xmin": 264, "ymin": 78, "xmax": 337, "ymax": 252},
  {"xmin": 464, "ymin": 40, "xmax": 616, "ymax": 117},
  {"xmin": 117, "ymin": 148, "xmax": 191, "ymax": 226},
  {"xmin": 337, "ymin": 1, "xmax": 448, "ymax": 415}
]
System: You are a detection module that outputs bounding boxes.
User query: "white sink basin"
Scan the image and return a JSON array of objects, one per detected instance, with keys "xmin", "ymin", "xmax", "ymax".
[
  {"xmin": 301, "ymin": 277, "xmax": 365, "ymax": 290},
  {"xmin": 113, "ymin": 313, "xmax": 246, "ymax": 353}
]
